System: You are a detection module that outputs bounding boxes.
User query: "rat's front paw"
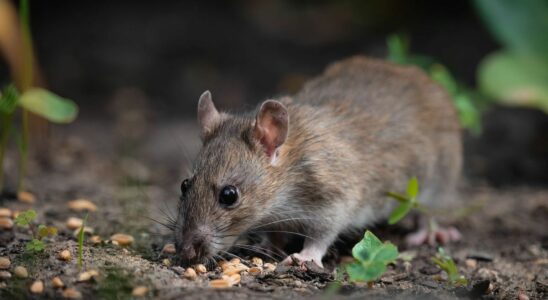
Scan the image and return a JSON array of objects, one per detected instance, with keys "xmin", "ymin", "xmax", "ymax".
[{"xmin": 281, "ymin": 253, "xmax": 324, "ymax": 268}]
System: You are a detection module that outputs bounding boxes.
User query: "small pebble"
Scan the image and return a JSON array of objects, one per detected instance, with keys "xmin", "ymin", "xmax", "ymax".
[
  {"xmin": 0, "ymin": 271, "xmax": 12, "ymax": 280},
  {"xmin": 223, "ymin": 265, "xmax": 246, "ymax": 276},
  {"xmin": 477, "ymin": 268, "xmax": 499, "ymax": 282},
  {"xmin": 183, "ymin": 267, "xmax": 197, "ymax": 280},
  {"xmin": 30, "ymin": 280, "xmax": 44, "ymax": 294},
  {"xmin": 251, "ymin": 257, "xmax": 263, "ymax": 267},
  {"xmin": 195, "ymin": 264, "xmax": 207, "ymax": 274},
  {"xmin": 110, "ymin": 233, "xmax": 134, "ymax": 246},
  {"xmin": 18, "ymin": 191, "xmax": 36, "ymax": 203},
  {"xmin": 90, "ymin": 235, "xmax": 102, "ymax": 245},
  {"xmin": 465, "ymin": 258, "xmax": 477, "ymax": 269},
  {"xmin": 62, "ymin": 287, "xmax": 82, "ymax": 299},
  {"xmin": 228, "ymin": 273, "xmax": 241, "ymax": 285},
  {"xmin": 229, "ymin": 258, "xmax": 241, "ymax": 265},
  {"xmin": 171, "ymin": 266, "xmax": 185, "ymax": 275},
  {"xmin": 66, "ymin": 217, "xmax": 84, "ymax": 230},
  {"xmin": 68, "ymin": 199, "xmax": 97, "ymax": 212},
  {"xmin": 51, "ymin": 276, "xmax": 64, "ymax": 288},
  {"xmin": 0, "ymin": 208, "xmax": 11, "ymax": 218},
  {"xmin": 248, "ymin": 267, "xmax": 262, "ymax": 276},
  {"xmin": 58, "ymin": 250, "xmax": 72, "ymax": 261},
  {"xmin": 263, "ymin": 263, "xmax": 276, "ymax": 272},
  {"xmin": 210, "ymin": 278, "xmax": 232, "ymax": 288},
  {"xmin": 162, "ymin": 259, "xmax": 171, "ymax": 267},
  {"xmin": 78, "ymin": 272, "xmax": 92, "ymax": 282},
  {"xmin": 518, "ymin": 293, "xmax": 529, "ymax": 300},
  {"xmin": 162, "ymin": 243, "xmax": 176, "ymax": 254},
  {"xmin": 219, "ymin": 261, "xmax": 231, "ymax": 271},
  {"xmin": 0, "ymin": 218, "xmax": 13, "ymax": 229},
  {"xmin": 132, "ymin": 286, "xmax": 149, "ymax": 297},
  {"xmin": 0, "ymin": 257, "xmax": 10, "ymax": 269},
  {"xmin": 14, "ymin": 266, "xmax": 28, "ymax": 278}
]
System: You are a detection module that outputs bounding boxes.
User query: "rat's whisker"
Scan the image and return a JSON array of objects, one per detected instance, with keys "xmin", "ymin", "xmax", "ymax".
[{"xmin": 248, "ymin": 230, "xmax": 318, "ymax": 241}]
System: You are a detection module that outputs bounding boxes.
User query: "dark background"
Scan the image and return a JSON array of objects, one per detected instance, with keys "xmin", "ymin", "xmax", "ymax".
[{"xmin": 2, "ymin": 0, "xmax": 548, "ymax": 186}]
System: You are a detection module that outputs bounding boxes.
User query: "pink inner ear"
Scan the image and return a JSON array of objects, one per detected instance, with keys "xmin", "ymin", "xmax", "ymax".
[{"xmin": 255, "ymin": 101, "xmax": 288, "ymax": 158}]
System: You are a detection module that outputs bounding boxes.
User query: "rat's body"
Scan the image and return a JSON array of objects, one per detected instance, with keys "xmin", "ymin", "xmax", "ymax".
[{"xmin": 174, "ymin": 56, "xmax": 462, "ymax": 267}]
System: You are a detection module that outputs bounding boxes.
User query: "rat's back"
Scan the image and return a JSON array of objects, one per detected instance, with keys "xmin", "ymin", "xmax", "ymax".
[{"xmin": 291, "ymin": 56, "xmax": 462, "ymax": 214}]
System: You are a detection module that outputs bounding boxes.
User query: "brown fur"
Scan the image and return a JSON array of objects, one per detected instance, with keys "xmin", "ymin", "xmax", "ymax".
[{"xmin": 174, "ymin": 56, "xmax": 462, "ymax": 264}]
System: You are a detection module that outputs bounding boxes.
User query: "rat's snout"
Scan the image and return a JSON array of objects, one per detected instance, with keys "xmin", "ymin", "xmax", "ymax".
[{"xmin": 177, "ymin": 232, "xmax": 209, "ymax": 262}]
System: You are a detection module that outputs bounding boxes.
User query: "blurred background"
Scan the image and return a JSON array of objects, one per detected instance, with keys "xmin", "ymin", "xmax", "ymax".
[{"xmin": 1, "ymin": 0, "xmax": 548, "ymax": 188}]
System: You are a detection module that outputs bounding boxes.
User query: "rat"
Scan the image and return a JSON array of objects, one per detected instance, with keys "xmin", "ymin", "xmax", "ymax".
[{"xmin": 173, "ymin": 56, "xmax": 462, "ymax": 268}]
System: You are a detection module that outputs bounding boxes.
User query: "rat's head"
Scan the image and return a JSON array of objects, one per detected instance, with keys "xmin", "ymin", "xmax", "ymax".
[{"xmin": 174, "ymin": 91, "xmax": 289, "ymax": 263}]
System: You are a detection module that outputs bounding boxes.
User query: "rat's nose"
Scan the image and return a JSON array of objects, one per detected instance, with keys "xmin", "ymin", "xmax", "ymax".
[{"xmin": 179, "ymin": 236, "xmax": 206, "ymax": 261}]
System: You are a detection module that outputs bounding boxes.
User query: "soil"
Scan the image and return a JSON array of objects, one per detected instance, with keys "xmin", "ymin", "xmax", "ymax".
[{"xmin": 0, "ymin": 119, "xmax": 547, "ymax": 300}]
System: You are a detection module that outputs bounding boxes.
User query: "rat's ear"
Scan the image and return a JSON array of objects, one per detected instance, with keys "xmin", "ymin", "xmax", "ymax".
[
  {"xmin": 254, "ymin": 100, "xmax": 289, "ymax": 161},
  {"xmin": 197, "ymin": 90, "xmax": 220, "ymax": 137}
]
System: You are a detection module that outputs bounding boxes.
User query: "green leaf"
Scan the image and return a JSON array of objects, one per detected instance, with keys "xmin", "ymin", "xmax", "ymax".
[
  {"xmin": 26, "ymin": 239, "xmax": 45, "ymax": 252},
  {"xmin": 386, "ymin": 191, "xmax": 408, "ymax": 203},
  {"xmin": 18, "ymin": 88, "xmax": 78, "ymax": 123},
  {"xmin": 478, "ymin": 51, "xmax": 548, "ymax": 112},
  {"xmin": 352, "ymin": 231, "xmax": 383, "ymax": 262},
  {"xmin": 387, "ymin": 35, "xmax": 409, "ymax": 65},
  {"xmin": 430, "ymin": 65, "xmax": 458, "ymax": 95},
  {"xmin": 0, "ymin": 84, "xmax": 20, "ymax": 114},
  {"xmin": 38, "ymin": 225, "xmax": 58, "ymax": 239},
  {"xmin": 14, "ymin": 209, "xmax": 36, "ymax": 227},
  {"xmin": 373, "ymin": 243, "xmax": 399, "ymax": 263},
  {"xmin": 431, "ymin": 247, "xmax": 468, "ymax": 286},
  {"xmin": 474, "ymin": 0, "xmax": 548, "ymax": 60},
  {"xmin": 406, "ymin": 177, "xmax": 419, "ymax": 199},
  {"xmin": 347, "ymin": 261, "xmax": 386, "ymax": 282},
  {"xmin": 78, "ymin": 213, "xmax": 88, "ymax": 268},
  {"xmin": 388, "ymin": 201, "xmax": 412, "ymax": 225}
]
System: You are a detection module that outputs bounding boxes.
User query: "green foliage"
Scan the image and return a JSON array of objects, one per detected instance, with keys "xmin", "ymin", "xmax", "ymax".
[
  {"xmin": 386, "ymin": 35, "xmax": 482, "ymax": 134},
  {"xmin": 0, "ymin": 85, "xmax": 20, "ymax": 114},
  {"xmin": 78, "ymin": 214, "xmax": 88, "ymax": 269},
  {"xmin": 19, "ymin": 88, "xmax": 78, "ymax": 123},
  {"xmin": 475, "ymin": 0, "xmax": 548, "ymax": 113},
  {"xmin": 37, "ymin": 224, "xmax": 58, "ymax": 239},
  {"xmin": 345, "ymin": 231, "xmax": 398, "ymax": 282},
  {"xmin": 387, "ymin": 177, "xmax": 419, "ymax": 224},
  {"xmin": 431, "ymin": 247, "xmax": 467, "ymax": 286},
  {"xmin": 0, "ymin": 0, "xmax": 79, "ymax": 192},
  {"xmin": 14, "ymin": 209, "xmax": 36, "ymax": 227},
  {"xmin": 25, "ymin": 239, "xmax": 45, "ymax": 252},
  {"xmin": 14, "ymin": 209, "xmax": 57, "ymax": 253}
]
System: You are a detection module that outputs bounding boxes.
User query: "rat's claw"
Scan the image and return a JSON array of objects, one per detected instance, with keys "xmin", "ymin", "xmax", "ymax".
[{"xmin": 406, "ymin": 226, "xmax": 461, "ymax": 247}]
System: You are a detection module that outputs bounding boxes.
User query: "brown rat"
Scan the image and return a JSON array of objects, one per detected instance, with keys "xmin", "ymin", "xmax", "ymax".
[{"xmin": 173, "ymin": 56, "xmax": 462, "ymax": 267}]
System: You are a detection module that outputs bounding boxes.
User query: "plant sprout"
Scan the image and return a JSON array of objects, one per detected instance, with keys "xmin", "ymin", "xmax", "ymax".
[
  {"xmin": 0, "ymin": 0, "xmax": 78, "ymax": 193},
  {"xmin": 387, "ymin": 177, "xmax": 420, "ymax": 224},
  {"xmin": 78, "ymin": 213, "xmax": 88, "ymax": 269},
  {"xmin": 345, "ymin": 230, "xmax": 399, "ymax": 283},
  {"xmin": 431, "ymin": 247, "xmax": 468, "ymax": 286},
  {"xmin": 14, "ymin": 209, "xmax": 57, "ymax": 252}
]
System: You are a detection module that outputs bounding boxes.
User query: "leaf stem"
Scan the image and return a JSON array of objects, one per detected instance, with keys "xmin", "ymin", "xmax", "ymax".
[{"xmin": 0, "ymin": 113, "xmax": 13, "ymax": 192}]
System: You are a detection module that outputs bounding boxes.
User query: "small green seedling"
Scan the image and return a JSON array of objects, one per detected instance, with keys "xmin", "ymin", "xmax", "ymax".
[
  {"xmin": 14, "ymin": 209, "xmax": 57, "ymax": 252},
  {"xmin": 431, "ymin": 247, "xmax": 467, "ymax": 286},
  {"xmin": 387, "ymin": 177, "xmax": 420, "ymax": 224},
  {"xmin": 77, "ymin": 213, "xmax": 88, "ymax": 269},
  {"xmin": 345, "ymin": 231, "xmax": 399, "ymax": 282},
  {"xmin": 0, "ymin": 0, "xmax": 78, "ymax": 193}
]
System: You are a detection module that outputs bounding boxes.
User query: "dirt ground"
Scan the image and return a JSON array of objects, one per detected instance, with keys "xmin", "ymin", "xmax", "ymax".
[{"xmin": 0, "ymin": 119, "xmax": 547, "ymax": 300}]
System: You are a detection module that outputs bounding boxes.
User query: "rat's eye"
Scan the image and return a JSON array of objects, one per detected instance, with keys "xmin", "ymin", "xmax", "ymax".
[
  {"xmin": 219, "ymin": 185, "xmax": 239, "ymax": 208},
  {"xmin": 180, "ymin": 179, "xmax": 191, "ymax": 196}
]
